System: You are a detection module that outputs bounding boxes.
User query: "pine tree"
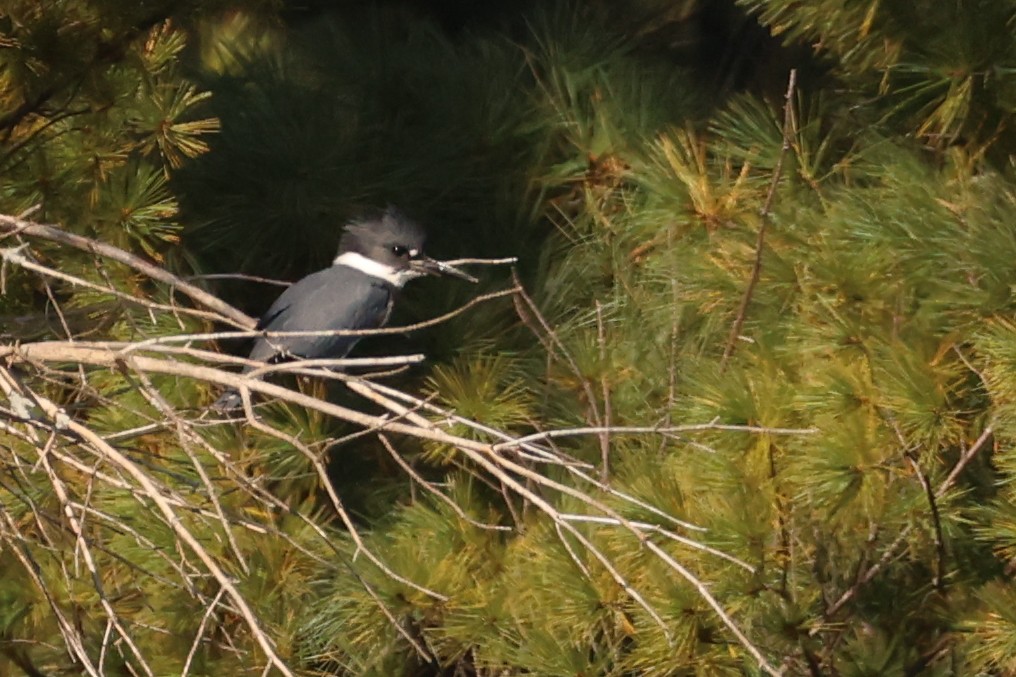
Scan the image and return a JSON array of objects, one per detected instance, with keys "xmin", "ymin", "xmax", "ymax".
[{"xmin": 4, "ymin": 1, "xmax": 1016, "ymax": 675}]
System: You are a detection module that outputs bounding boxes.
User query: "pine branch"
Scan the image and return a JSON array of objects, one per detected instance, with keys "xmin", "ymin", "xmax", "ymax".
[
  {"xmin": 0, "ymin": 6, "xmax": 181, "ymax": 136},
  {"xmin": 348, "ymin": 376, "xmax": 784, "ymax": 676},
  {"xmin": 818, "ymin": 423, "xmax": 996, "ymax": 623}
]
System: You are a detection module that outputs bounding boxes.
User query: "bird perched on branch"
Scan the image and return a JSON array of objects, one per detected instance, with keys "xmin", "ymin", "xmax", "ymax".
[{"xmin": 212, "ymin": 207, "xmax": 476, "ymax": 412}]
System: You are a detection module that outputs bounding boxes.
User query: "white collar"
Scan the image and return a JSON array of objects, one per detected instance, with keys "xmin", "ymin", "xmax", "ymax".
[{"xmin": 332, "ymin": 251, "xmax": 421, "ymax": 288}]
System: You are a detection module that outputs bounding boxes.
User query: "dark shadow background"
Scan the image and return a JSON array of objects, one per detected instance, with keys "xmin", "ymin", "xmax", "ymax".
[
  {"xmin": 172, "ymin": 0, "xmax": 822, "ymax": 516},
  {"xmin": 176, "ymin": 0, "xmax": 818, "ymax": 317}
]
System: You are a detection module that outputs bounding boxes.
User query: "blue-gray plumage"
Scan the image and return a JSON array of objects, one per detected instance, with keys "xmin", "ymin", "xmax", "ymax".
[
  {"xmin": 246, "ymin": 265, "xmax": 395, "ymax": 365},
  {"xmin": 212, "ymin": 207, "xmax": 475, "ymax": 412}
]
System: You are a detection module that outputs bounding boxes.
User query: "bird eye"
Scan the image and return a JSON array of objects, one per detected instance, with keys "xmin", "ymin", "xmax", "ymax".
[{"xmin": 391, "ymin": 245, "xmax": 408, "ymax": 257}]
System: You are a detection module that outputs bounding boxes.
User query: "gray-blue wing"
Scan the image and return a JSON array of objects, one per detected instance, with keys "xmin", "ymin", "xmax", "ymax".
[{"xmin": 247, "ymin": 266, "xmax": 393, "ymax": 364}]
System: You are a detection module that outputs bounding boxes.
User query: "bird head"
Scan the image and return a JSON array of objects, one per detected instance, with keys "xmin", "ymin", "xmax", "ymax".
[{"xmin": 335, "ymin": 207, "xmax": 476, "ymax": 287}]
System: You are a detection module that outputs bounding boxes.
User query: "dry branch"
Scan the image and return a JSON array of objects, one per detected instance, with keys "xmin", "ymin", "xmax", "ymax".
[
  {"xmin": 0, "ymin": 213, "xmax": 255, "ymax": 327},
  {"xmin": 721, "ymin": 68, "xmax": 798, "ymax": 369},
  {"xmin": 0, "ymin": 225, "xmax": 807, "ymax": 675},
  {"xmin": 0, "ymin": 333, "xmax": 811, "ymax": 675},
  {"xmin": 0, "ymin": 365, "xmax": 294, "ymax": 676}
]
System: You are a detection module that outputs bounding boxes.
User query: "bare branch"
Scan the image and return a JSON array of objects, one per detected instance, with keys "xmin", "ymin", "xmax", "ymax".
[
  {"xmin": 721, "ymin": 68, "xmax": 798, "ymax": 368},
  {"xmin": 1, "ymin": 370, "xmax": 295, "ymax": 676},
  {"xmin": 0, "ymin": 245, "xmax": 250, "ymax": 328},
  {"xmin": 595, "ymin": 300, "xmax": 612, "ymax": 483},
  {"xmin": 377, "ymin": 433, "xmax": 511, "ymax": 532},
  {"xmin": 0, "ymin": 212, "xmax": 254, "ymax": 325},
  {"xmin": 493, "ymin": 423, "xmax": 818, "ymax": 450},
  {"xmin": 0, "ymin": 213, "xmax": 255, "ymax": 327}
]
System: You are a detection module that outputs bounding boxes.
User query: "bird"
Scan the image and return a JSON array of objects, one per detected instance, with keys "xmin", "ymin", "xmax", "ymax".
[{"xmin": 212, "ymin": 207, "xmax": 476, "ymax": 412}]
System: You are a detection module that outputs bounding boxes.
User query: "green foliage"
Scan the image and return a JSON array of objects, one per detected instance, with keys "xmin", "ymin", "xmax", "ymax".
[
  {"xmin": 740, "ymin": 0, "xmax": 1016, "ymax": 157},
  {"xmin": 6, "ymin": 0, "xmax": 1016, "ymax": 675}
]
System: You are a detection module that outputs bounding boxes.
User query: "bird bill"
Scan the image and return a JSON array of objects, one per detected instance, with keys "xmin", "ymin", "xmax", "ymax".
[{"xmin": 410, "ymin": 256, "xmax": 478, "ymax": 283}]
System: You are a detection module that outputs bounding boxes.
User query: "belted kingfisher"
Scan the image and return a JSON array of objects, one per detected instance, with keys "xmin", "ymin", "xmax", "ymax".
[{"xmin": 212, "ymin": 207, "xmax": 475, "ymax": 411}]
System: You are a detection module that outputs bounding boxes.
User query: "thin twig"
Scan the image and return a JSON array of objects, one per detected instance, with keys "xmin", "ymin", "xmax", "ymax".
[
  {"xmin": 0, "ymin": 213, "xmax": 254, "ymax": 327},
  {"xmin": 720, "ymin": 68, "xmax": 797, "ymax": 369},
  {"xmin": 346, "ymin": 567, "xmax": 436, "ymax": 663},
  {"xmin": 512, "ymin": 269, "xmax": 604, "ymax": 429},
  {"xmin": 560, "ymin": 514, "xmax": 753, "ymax": 571},
  {"xmin": 493, "ymin": 423, "xmax": 818, "ymax": 450},
  {"xmin": 8, "ymin": 378, "xmax": 295, "ymax": 676},
  {"xmin": 187, "ymin": 273, "xmax": 291, "ymax": 287},
  {"xmin": 938, "ymin": 425, "xmax": 994, "ymax": 497},
  {"xmin": 595, "ymin": 300, "xmax": 612, "ymax": 483},
  {"xmin": 0, "ymin": 246, "xmax": 250, "ymax": 328},
  {"xmin": 182, "ymin": 588, "xmax": 226, "ymax": 677},
  {"xmin": 905, "ymin": 451, "xmax": 944, "ymax": 590},
  {"xmin": 376, "ymin": 433, "xmax": 510, "ymax": 531},
  {"xmin": 442, "ymin": 256, "xmax": 518, "ymax": 267}
]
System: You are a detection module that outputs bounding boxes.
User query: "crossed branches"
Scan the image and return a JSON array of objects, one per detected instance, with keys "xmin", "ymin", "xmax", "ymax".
[{"xmin": 0, "ymin": 212, "xmax": 824, "ymax": 676}]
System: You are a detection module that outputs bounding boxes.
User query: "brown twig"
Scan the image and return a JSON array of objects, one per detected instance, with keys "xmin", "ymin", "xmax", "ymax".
[
  {"xmin": 3, "ymin": 373, "xmax": 295, "ymax": 676},
  {"xmin": 905, "ymin": 451, "xmax": 945, "ymax": 590},
  {"xmin": 720, "ymin": 68, "xmax": 798, "ymax": 369},
  {"xmin": 818, "ymin": 423, "xmax": 994, "ymax": 624},
  {"xmin": 512, "ymin": 269, "xmax": 604, "ymax": 429},
  {"xmin": 0, "ymin": 245, "xmax": 250, "ymax": 328},
  {"xmin": 0, "ymin": 213, "xmax": 255, "ymax": 328},
  {"xmin": 376, "ymin": 433, "xmax": 510, "ymax": 531},
  {"xmin": 595, "ymin": 300, "xmax": 612, "ymax": 483}
]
